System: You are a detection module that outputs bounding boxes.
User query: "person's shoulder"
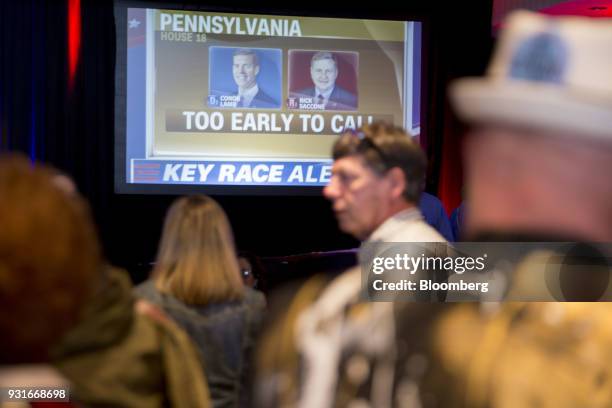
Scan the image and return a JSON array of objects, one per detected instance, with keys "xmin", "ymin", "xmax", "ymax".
[
  {"xmin": 328, "ymin": 86, "xmax": 357, "ymax": 109},
  {"xmin": 134, "ymin": 280, "xmax": 205, "ymax": 325},
  {"xmin": 419, "ymin": 193, "xmax": 454, "ymax": 241},
  {"xmin": 332, "ymin": 86, "xmax": 356, "ymax": 100},
  {"xmin": 396, "ymin": 218, "xmax": 448, "ymax": 243},
  {"xmin": 133, "ymin": 279, "xmax": 158, "ymax": 300},
  {"xmin": 421, "ymin": 192, "xmax": 444, "ymax": 208},
  {"xmin": 420, "ymin": 193, "xmax": 444, "ymax": 220},
  {"xmin": 292, "ymin": 87, "xmax": 315, "ymax": 97},
  {"xmin": 209, "ymin": 87, "xmax": 238, "ymax": 97},
  {"xmin": 254, "ymin": 88, "xmax": 277, "ymax": 106},
  {"xmin": 244, "ymin": 286, "xmax": 266, "ymax": 309}
]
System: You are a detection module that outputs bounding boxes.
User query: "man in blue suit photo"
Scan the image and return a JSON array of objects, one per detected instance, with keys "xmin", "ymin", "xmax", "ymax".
[
  {"xmin": 232, "ymin": 48, "xmax": 277, "ymax": 109},
  {"xmin": 294, "ymin": 51, "xmax": 357, "ymax": 111}
]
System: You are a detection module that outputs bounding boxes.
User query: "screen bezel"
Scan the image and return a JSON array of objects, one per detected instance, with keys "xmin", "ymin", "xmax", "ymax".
[{"xmin": 113, "ymin": 1, "xmax": 427, "ymax": 196}]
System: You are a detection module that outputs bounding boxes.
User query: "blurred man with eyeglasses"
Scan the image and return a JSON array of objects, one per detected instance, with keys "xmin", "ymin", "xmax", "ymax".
[
  {"xmin": 254, "ymin": 122, "xmax": 446, "ymax": 407},
  {"xmin": 323, "ymin": 122, "xmax": 445, "ymax": 244}
]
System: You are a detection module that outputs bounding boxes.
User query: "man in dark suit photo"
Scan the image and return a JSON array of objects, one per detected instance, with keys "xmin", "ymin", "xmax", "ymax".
[
  {"xmin": 231, "ymin": 48, "xmax": 277, "ymax": 109},
  {"xmin": 293, "ymin": 51, "xmax": 358, "ymax": 111}
]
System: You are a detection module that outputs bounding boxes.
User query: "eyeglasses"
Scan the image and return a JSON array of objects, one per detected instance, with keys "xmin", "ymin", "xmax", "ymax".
[{"xmin": 344, "ymin": 128, "xmax": 390, "ymax": 165}]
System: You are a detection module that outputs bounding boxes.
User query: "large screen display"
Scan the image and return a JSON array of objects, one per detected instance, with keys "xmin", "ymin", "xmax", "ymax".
[{"xmin": 115, "ymin": 6, "xmax": 422, "ymax": 194}]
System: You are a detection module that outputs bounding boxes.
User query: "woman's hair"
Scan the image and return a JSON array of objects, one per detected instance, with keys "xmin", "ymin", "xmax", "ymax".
[
  {"xmin": 0, "ymin": 154, "xmax": 100, "ymax": 363},
  {"xmin": 153, "ymin": 195, "xmax": 244, "ymax": 305}
]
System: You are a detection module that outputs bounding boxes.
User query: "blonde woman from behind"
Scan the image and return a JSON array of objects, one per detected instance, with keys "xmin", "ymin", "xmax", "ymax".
[{"xmin": 135, "ymin": 195, "xmax": 266, "ymax": 408}]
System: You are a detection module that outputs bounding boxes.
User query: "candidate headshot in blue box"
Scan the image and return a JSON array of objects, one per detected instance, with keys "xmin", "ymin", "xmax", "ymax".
[{"xmin": 208, "ymin": 47, "xmax": 282, "ymax": 109}]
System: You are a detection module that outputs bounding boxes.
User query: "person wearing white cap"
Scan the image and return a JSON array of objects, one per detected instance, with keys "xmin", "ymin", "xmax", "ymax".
[
  {"xmin": 416, "ymin": 10, "xmax": 612, "ymax": 408},
  {"xmin": 452, "ymin": 10, "xmax": 612, "ymax": 241}
]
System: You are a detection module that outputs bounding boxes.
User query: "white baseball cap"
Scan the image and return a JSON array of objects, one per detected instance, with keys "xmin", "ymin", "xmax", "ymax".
[{"xmin": 451, "ymin": 10, "xmax": 612, "ymax": 142}]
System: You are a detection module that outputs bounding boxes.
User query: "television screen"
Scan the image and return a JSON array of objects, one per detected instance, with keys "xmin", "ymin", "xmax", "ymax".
[{"xmin": 114, "ymin": 6, "xmax": 422, "ymax": 194}]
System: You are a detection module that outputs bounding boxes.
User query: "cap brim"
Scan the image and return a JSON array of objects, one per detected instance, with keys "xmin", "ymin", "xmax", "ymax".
[{"xmin": 450, "ymin": 78, "xmax": 612, "ymax": 142}]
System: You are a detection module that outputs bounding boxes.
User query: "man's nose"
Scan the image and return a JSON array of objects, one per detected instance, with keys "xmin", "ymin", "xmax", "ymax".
[{"xmin": 323, "ymin": 180, "xmax": 339, "ymax": 200}]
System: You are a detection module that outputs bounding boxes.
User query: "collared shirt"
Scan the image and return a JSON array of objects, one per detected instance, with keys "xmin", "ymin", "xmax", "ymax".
[
  {"xmin": 366, "ymin": 207, "xmax": 445, "ymax": 243},
  {"xmin": 293, "ymin": 208, "xmax": 446, "ymax": 408},
  {"xmin": 360, "ymin": 207, "xmax": 447, "ymax": 267},
  {"xmin": 314, "ymin": 86, "xmax": 334, "ymax": 106},
  {"xmin": 239, "ymin": 84, "xmax": 259, "ymax": 107}
]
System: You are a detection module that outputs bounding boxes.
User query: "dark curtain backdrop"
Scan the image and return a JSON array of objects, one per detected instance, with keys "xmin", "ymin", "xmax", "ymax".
[
  {"xmin": 425, "ymin": 8, "xmax": 494, "ymax": 215},
  {"xmin": 1, "ymin": 0, "xmax": 119, "ymax": 260},
  {"xmin": 1, "ymin": 1, "xmax": 67, "ymax": 161},
  {"xmin": 1, "ymin": 0, "xmax": 492, "ymax": 271}
]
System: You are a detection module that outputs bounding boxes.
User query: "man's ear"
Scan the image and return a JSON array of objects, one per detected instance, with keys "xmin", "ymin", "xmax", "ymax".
[
  {"xmin": 385, "ymin": 167, "xmax": 407, "ymax": 200},
  {"xmin": 255, "ymin": 65, "xmax": 260, "ymax": 76}
]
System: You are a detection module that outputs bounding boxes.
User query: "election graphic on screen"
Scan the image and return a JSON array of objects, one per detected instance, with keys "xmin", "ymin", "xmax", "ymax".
[
  {"xmin": 121, "ymin": 8, "xmax": 422, "ymax": 190},
  {"xmin": 208, "ymin": 47, "xmax": 282, "ymax": 110},
  {"xmin": 287, "ymin": 50, "xmax": 358, "ymax": 111}
]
